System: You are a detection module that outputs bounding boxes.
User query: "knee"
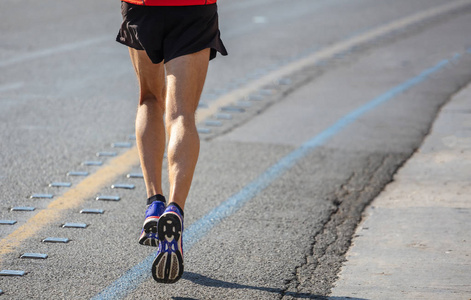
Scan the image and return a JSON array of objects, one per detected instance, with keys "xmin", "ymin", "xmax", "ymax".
[{"xmin": 139, "ymin": 93, "xmax": 166, "ymax": 113}]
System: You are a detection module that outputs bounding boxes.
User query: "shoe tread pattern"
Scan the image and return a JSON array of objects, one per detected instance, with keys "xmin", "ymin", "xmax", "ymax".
[{"xmin": 152, "ymin": 213, "xmax": 183, "ymax": 284}]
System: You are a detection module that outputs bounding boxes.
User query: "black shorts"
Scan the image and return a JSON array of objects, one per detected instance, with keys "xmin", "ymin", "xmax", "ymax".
[{"xmin": 116, "ymin": 2, "xmax": 228, "ymax": 64}]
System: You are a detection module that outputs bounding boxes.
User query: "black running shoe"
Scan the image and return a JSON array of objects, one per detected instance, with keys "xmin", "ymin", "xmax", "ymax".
[
  {"xmin": 152, "ymin": 204, "xmax": 184, "ymax": 283},
  {"xmin": 138, "ymin": 199, "xmax": 166, "ymax": 247}
]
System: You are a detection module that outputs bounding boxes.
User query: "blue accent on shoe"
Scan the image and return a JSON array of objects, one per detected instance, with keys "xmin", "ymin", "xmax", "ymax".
[
  {"xmin": 152, "ymin": 204, "xmax": 184, "ymax": 283},
  {"xmin": 138, "ymin": 199, "xmax": 166, "ymax": 247}
]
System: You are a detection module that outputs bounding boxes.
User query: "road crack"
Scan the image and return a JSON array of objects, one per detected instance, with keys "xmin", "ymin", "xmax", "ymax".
[{"xmin": 280, "ymin": 153, "xmax": 406, "ymax": 299}]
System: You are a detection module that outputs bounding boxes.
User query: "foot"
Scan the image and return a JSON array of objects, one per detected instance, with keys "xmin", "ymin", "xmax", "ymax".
[
  {"xmin": 138, "ymin": 195, "xmax": 166, "ymax": 247},
  {"xmin": 152, "ymin": 204, "xmax": 184, "ymax": 283}
]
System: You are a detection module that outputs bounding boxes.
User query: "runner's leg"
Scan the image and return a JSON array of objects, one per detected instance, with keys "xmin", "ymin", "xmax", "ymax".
[
  {"xmin": 165, "ymin": 48, "xmax": 211, "ymax": 210},
  {"xmin": 129, "ymin": 48, "xmax": 167, "ymax": 198}
]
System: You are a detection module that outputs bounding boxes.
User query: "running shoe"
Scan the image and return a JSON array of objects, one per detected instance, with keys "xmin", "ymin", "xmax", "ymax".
[
  {"xmin": 138, "ymin": 196, "xmax": 166, "ymax": 247},
  {"xmin": 152, "ymin": 204, "xmax": 184, "ymax": 283}
]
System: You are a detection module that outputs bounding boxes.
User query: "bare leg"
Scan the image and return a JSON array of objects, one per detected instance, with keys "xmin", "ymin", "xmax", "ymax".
[
  {"xmin": 129, "ymin": 48, "xmax": 167, "ymax": 198},
  {"xmin": 165, "ymin": 49, "xmax": 210, "ymax": 210}
]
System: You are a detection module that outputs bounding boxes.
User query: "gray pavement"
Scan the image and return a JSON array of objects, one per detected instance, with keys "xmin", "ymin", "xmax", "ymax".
[
  {"xmin": 330, "ymin": 83, "xmax": 471, "ymax": 299},
  {"xmin": 1, "ymin": 0, "xmax": 471, "ymax": 299}
]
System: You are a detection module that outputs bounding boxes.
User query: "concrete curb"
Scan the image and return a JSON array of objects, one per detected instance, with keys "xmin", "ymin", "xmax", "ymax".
[{"xmin": 329, "ymin": 82, "xmax": 471, "ymax": 299}]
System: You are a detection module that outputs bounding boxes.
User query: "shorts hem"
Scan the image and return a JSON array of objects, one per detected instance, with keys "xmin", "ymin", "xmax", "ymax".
[
  {"xmin": 117, "ymin": 2, "xmax": 227, "ymax": 64},
  {"xmin": 164, "ymin": 41, "xmax": 228, "ymax": 64}
]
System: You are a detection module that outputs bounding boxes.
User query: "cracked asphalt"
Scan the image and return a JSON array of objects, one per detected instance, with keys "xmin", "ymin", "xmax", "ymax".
[{"xmin": 1, "ymin": 0, "xmax": 471, "ymax": 299}]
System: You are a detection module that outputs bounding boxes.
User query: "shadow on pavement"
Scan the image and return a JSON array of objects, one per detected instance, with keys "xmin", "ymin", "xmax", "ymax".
[{"xmin": 174, "ymin": 272, "xmax": 368, "ymax": 300}]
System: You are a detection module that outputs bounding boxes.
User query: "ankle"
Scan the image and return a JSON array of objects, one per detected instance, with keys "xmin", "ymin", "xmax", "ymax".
[
  {"xmin": 167, "ymin": 202, "xmax": 184, "ymax": 218},
  {"xmin": 147, "ymin": 194, "xmax": 166, "ymax": 206}
]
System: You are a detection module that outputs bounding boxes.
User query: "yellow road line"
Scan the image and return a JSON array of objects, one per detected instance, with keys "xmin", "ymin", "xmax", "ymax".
[
  {"xmin": 2, "ymin": 0, "xmax": 471, "ymax": 264},
  {"xmin": 195, "ymin": 0, "xmax": 471, "ymax": 123},
  {"xmin": 0, "ymin": 148, "xmax": 139, "ymax": 261}
]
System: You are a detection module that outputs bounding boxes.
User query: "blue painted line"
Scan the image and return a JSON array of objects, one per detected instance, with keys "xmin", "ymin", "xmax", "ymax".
[
  {"xmin": 451, "ymin": 53, "xmax": 462, "ymax": 62},
  {"xmin": 92, "ymin": 54, "xmax": 459, "ymax": 300}
]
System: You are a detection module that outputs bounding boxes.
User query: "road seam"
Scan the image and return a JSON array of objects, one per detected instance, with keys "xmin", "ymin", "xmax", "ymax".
[{"xmin": 0, "ymin": 36, "xmax": 110, "ymax": 69}]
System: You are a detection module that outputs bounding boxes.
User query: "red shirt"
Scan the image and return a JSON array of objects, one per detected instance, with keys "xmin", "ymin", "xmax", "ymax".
[{"xmin": 122, "ymin": 0, "xmax": 216, "ymax": 5}]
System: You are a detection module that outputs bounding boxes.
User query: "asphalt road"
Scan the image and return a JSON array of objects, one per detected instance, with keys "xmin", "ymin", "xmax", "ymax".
[{"xmin": 1, "ymin": 0, "xmax": 471, "ymax": 299}]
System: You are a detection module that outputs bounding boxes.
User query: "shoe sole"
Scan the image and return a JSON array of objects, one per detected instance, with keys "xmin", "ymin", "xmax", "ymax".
[
  {"xmin": 152, "ymin": 212, "xmax": 183, "ymax": 284},
  {"xmin": 139, "ymin": 217, "xmax": 159, "ymax": 247}
]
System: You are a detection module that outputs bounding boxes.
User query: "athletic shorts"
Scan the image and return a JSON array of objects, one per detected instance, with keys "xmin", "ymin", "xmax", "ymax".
[{"xmin": 116, "ymin": 2, "xmax": 228, "ymax": 64}]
